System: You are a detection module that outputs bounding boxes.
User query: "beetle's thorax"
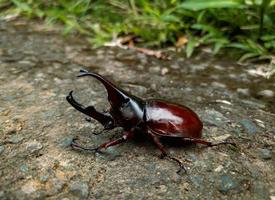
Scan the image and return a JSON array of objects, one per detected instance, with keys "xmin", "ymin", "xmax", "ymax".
[{"xmin": 110, "ymin": 94, "xmax": 146, "ymax": 129}]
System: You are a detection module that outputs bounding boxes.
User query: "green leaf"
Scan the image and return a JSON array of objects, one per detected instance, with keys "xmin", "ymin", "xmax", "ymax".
[
  {"xmin": 239, "ymin": 52, "xmax": 259, "ymax": 62},
  {"xmin": 179, "ymin": 0, "xmax": 243, "ymax": 11},
  {"xmin": 246, "ymin": 39, "xmax": 265, "ymax": 54},
  {"xmin": 226, "ymin": 42, "xmax": 251, "ymax": 51},
  {"xmin": 211, "ymin": 38, "xmax": 229, "ymax": 54},
  {"xmin": 191, "ymin": 24, "xmax": 219, "ymax": 35},
  {"xmin": 11, "ymin": 0, "xmax": 31, "ymax": 12},
  {"xmin": 264, "ymin": 40, "xmax": 275, "ymax": 48},
  {"xmin": 186, "ymin": 37, "xmax": 197, "ymax": 58},
  {"xmin": 261, "ymin": 35, "xmax": 275, "ymax": 41},
  {"xmin": 160, "ymin": 14, "xmax": 181, "ymax": 23}
]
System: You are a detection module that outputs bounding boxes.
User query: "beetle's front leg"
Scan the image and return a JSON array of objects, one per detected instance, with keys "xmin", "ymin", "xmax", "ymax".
[
  {"xmin": 71, "ymin": 131, "xmax": 134, "ymax": 152},
  {"xmin": 66, "ymin": 91, "xmax": 115, "ymax": 130}
]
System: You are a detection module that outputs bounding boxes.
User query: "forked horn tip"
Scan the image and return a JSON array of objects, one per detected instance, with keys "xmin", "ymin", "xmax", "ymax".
[
  {"xmin": 79, "ymin": 69, "xmax": 88, "ymax": 73},
  {"xmin": 77, "ymin": 69, "xmax": 89, "ymax": 77},
  {"xmin": 69, "ymin": 90, "xmax": 73, "ymax": 96}
]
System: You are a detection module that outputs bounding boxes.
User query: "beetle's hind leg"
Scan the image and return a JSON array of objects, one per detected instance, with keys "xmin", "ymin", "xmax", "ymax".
[
  {"xmin": 66, "ymin": 91, "xmax": 115, "ymax": 130},
  {"xmin": 148, "ymin": 131, "xmax": 187, "ymax": 174}
]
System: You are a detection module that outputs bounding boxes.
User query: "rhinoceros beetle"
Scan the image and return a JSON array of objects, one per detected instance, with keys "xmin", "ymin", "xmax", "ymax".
[{"xmin": 67, "ymin": 69, "xmax": 235, "ymax": 173}]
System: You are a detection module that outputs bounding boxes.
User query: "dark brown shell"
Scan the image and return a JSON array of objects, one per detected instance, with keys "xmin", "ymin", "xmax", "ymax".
[{"xmin": 145, "ymin": 100, "xmax": 203, "ymax": 138}]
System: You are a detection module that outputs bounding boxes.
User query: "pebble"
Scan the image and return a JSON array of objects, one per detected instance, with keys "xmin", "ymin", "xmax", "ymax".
[
  {"xmin": 254, "ymin": 119, "xmax": 265, "ymax": 128},
  {"xmin": 149, "ymin": 66, "xmax": 160, "ymax": 73},
  {"xmin": 257, "ymin": 90, "xmax": 274, "ymax": 98},
  {"xmin": 212, "ymin": 134, "xmax": 231, "ymax": 142},
  {"xmin": 2, "ymin": 95, "xmax": 16, "ymax": 101},
  {"xmin": 26, "ymin": 140, "xmax": 43, "ymax": 153},
  {"xmin": 18, "ymin": 60, "xmax": 36, "ymax": 68},
  {"xmin": 158, "ymin": 185, "xmax": 168, "ymax": 193},
  {"xmin": 21, "ymin": 181, "xmax": 37, "ymax": 194},
  {"xmin": 58, "ymin": 137, "xmax": 74, "ymax": 148},
  {"xmin": 202, "ymin": 109, "xmax": 228, "ymax": 126},
  {"xmin": 214, "ymin": 165, "xmax": 224, "ymax": 172},
  {"xmin": 215, "ymin": 99, "xmax": 232, "ymax": 105},
  {"xmin": 161, "ymin": 67, "xmax": 169, "ymax": 75},
  {"xmin": 211, "ymin": 81, "xmax": 226, "ymax": 88},
  {"xmin": 97, "ymin": 146, "xmax": 121, "ymax": 161},
  {"xmin": 213, "ymin": 65, "xmax": 224, "ymax": 70},
  {"xmin": 170, "ymin": 64, "xmax": 180, "ymax": 69},
  {"xmin": 259, "ymin": 149, "xmax": 272, "ymax": 160},
  {"xmin": 239, "ymin": 119, "xmax": 257, "ymax": 135},
  {"xmin": 47, "ymin": 178, "xmax": 64, "ymax": 195},
  {"xmin": 137, "ymin": 65, "xmax": 144, "ymax": 70},
  {"xmin": 189, "ymin": 175, "xmax": 204, "ymax": 188},
  {"xmin": 219, "ymin": 175, "xmax": 237, "ymax": 193},
  {"xmin": 0, "ymin": 145, "xmax": 4, "ymax": 154},
  {"xmin": 20, "ymin": 164, "xmax": 29, "ymax": 173},
  {"xmin": 69, "ymin": 181, "xmax": 89, "ymax": 198},
  {"xmin": 0, "ymin": 107, "xmax": 5, "ymax": 113},
  {"xmin": 6, "ymin": 127, "xmax": 17, "ymax": 135},
  {"xmin": 150, "ymin": 83, "xmax": 157, "ymax": 90},
  {"xmin": 237, "ymin": 88, "xmax": 250, "ymax": 96},
  {"xmin": 7, "ymin": 135, "xmax": 24, "ymax": 144},
  {"xmin": 39, "ymin": 174, "xmax": 49, "ymax": 183}
]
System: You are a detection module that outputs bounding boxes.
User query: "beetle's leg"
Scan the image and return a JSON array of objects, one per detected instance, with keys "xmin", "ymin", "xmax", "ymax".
[
  {"xmin": 148, "ymin": 131, "xmax": 187, "ymax": 173},
  {"xmin": 181, "ymin": 138, "xmax": 236, "ymax": 147},
  {"xmin": 71, "ymin": 131, "xmax": 134, "ymax": 152},
  {"xmin": 66, "ymin": 91, "xmax": 115, "ymax": 130}
]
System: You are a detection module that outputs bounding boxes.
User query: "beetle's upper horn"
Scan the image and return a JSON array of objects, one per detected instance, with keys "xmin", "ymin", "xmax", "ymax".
[{"xmin": 77, "ymin": 69, "xmax": 129, "ymax": 106}]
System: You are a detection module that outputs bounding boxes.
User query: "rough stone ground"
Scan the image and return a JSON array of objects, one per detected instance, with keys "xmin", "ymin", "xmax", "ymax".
[{"xmin": 0, "ymin": 18, "xmax": 274, "ymax": 200}]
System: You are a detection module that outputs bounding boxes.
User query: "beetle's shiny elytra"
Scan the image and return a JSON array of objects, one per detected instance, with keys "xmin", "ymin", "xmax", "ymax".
[{"xmin": 66, "ymin": 70, "xmax": 235, "ymax": 173}]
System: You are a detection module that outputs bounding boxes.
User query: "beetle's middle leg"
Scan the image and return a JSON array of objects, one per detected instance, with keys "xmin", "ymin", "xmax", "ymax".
[
  {"xmin": 148, "ymin": 131, "xmax": 187, "ymax": 173},
  {"xmin": 66, "ymin": 91, "xmax": 115, "ymax": 130},
  {"xmin": 71, "ymin": 131, "xmax": 134, "ymax": 152}
]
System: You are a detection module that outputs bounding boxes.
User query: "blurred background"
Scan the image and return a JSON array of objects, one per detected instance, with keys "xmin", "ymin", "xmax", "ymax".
[{"xmin": 1, "ymin": 0, "xmax": 274, "ymax": 63}]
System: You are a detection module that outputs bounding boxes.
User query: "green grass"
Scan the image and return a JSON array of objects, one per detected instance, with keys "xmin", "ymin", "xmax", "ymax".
[{"xmin": 1, "ymin": 0, "xmax": 275, "ymax": 62}]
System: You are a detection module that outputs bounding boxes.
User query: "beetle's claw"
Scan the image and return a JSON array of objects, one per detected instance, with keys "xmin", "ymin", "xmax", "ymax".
[
  {"xmin": 85, "ymin": 117, "xmax": 92, "ymax": 122},
  {"xmin": 70, "ymin": 138, "xmax": 100, "ymax": 152},
  {"xmin": 80, "ymin": 69, "xmax": 88, "ymax": 73},
  {"xmin": 78, "ymin": 69, "xmax": 89, "ymax": 77},
  {"xmin": 169, "ymin": 156, "xmax": 187, "ymax": 174},
  {"xmin": 228, "ymin": 141, "xmax": 237, "ymax": 148},
  {"xmin": 91, "ymin": 130, "xmax": 104, "ymax": 135},
  {"xmin": 177, "ymin": 164, "xmax": 187, "ymax": 174},
  {"xmin": 162, "ymin": 154, "xmax": 187, "ymax": 174},
  {"xmin": 211, "ymin": 140, "xmax": 237, "ymax": 148},
  {"xmin": 70, "ymin": 138, "xmax": 79, "ymax": 148}
]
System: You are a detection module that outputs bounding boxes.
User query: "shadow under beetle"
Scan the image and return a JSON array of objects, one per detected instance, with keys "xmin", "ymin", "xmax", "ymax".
[{"xmin": 66, "ymin": 69, "xmax": 235, "ymax": 173}]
